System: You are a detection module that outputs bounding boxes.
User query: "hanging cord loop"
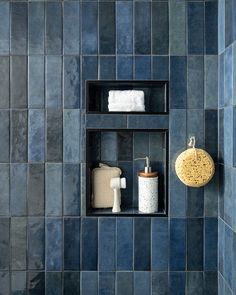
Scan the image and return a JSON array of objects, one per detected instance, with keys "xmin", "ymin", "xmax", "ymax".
[{"xmin": 188, "ymin": 136, "xmax": 197, "ymax": 159}]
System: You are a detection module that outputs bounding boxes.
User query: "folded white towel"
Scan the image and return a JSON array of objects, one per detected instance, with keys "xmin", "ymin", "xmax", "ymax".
[{"xmin": 108, "ymin": 90, "xmax": 145, "ymax": 112}]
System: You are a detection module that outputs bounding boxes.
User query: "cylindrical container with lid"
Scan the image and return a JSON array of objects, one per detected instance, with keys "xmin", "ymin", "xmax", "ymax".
[{"xmin": 137, "ymin": 157, "xmax": 158, "ymax": 213}]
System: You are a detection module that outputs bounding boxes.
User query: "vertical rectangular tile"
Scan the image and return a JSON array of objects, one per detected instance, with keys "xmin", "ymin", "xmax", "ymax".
[
  {"xmin": 63, "ymin": 56, "xmax": 80, "ymax": 109},
  {"xmin": 28, "ymin": 272, "xmax": 45, "ymax": 295},
  {"xmin": 233, "ymin": 43, "xmax": 236, "ymax": 105},
  {"xmin": 187, "ymin": 187, "xmax": 204, "ymax": 217},
  {"xmin": 187, "ymin": 218, "xmax": 203, "ymax": 271},
  {"xmin": 63, "ymin": 164, "xmax": 80, "ymax": 215},
  {"xmin": 152, "ymin": 272, "xmax": 168, "ymax": 295},
  {"xmin": 46, "ymin": 109, "xmax": 62, "ymax": 162},
  {"xmin": 0, "ymin": 272, "xmax": 9, "ymax": 295},
  {"xmin": 135, "ymin": 2, "xmax": 151, "ymax": 54},
  {"xmin": 63, "ymin": 2, "xmax": 80, "ymax": 54},
  {"xmin": 99, "ymin": 2, "xmax": 115, "ymax": 54},
  {"xmin": 46, "ymin": 56, "xmax": 62, "ymax": 108},
  {"xmin": 46, "ymin": 164, "xmax": 62, "ymax": 217},
  {"xmin": 118, "ymin": 131, "xmax": 133, "ymax": 161},
  {"xmin": 187, "ymin": 109, "xmax": 204, "ymax": 148},
  {"xmin": 204, "ymin": 164, "xmax": 218, "ymax": 217},
  {"xmin": 10, "ymin": 56, "xmax": 27, "ymax": 109},
  {"xmin": 27, "ymin": 164, "xmax": 44, "ymax": 216},
  {"xmin": 134, "ymin": 272, "xmax": 150, "ymax": 295},
  {"xmin": 186, "ymin": 272, "xmax": 204, "ymax": 295},
  {"xmin": 233, "ymin": 232, "xmax": 236, "ymax": 293},
  {"xmin": 28, "ymin": 2, "xmax": 45, "ymax": 54},
  {"xmin": 81, "ymin": 218, "xmax": 98, "ymax": 271},
  {"xmin": 64, "ymin": 272, "xmax": 80, "ymax": 295},
  {"xmin": 117, "ymin": 56, "xmax": 133, "ymax": 80},
  {"xmin": 46, "ymin": 3, "xmax": 62, "ymax": 54},
  {"xmin": 28, "ymin": 56, "xmax": 45, "ymax": 108},
  {"xmin": 0, "ymin": 57, "xmax": 9, "ymax": 108},
  {"xmin": 170, "ymin": 219, "xmax": 186, "ymax": 271},
  {"xmin": 0, "ymin": 165, "xmax": 9, "ymax": 216},
  {"xmin": 99, "ymin": 218, "xmax": 116, "ymax": 271},
  {"xmin": 169, "ymin": 1, "xmax": 186, "ymax": 56},
  {"xmin": 170, "ymin": 56, "xmax": 187, "ymax": 109},
  {"xmin": 188, "ymin": 2, "xmax": 204, "ymax": 54},
  {"xmin": 205, "ymin": 218, "xmax": 218, "ymax": 271},
  {"xmin": 63, "ymin": 109, "xmax": 80, "ymax": 163},
  {"xmin": 64, "ymin": 218, "xmax": 80, "ymax": 270},
  {"xmin": 10, "ymin": 164, "xmax": 27, "ymax": 216},
  {"xmin": 205, "ymin": 55, "xmax": 218, "ymax": 109},
  {"xmin": 152, "ymin": 56, "xmax": 169, "ymax": 81},
  {"xmin": 82, "ymin": 2, "xmax": 98, "ymax": 54},
  {"xmin": 118, "ymin": 161, "xmax": 133, "ymax": 208},
  {"xmin": 204, "ymin": 271, "xmax": 218, "ymax": 295},
  {"xmin": 219, "ymin": 52, "xmax": 225, "ymax": 108},
  {"xmin": 99, "ymin": 272, "xmax": 115, "ymax": 295},
  {"xmin": 224, "ymin": 107, "xmax": 233, "ymax": 167},
  {"xmin": 225, "ymin": 0, "xmax": 233, "ymax": 48},
  {"xmin": 101, "ymin": 132, "xmax": 117, "ymax": 162},
  {"xmin": 99, "ymin": 56, "xmax": 116, "ymax": 80},
  {"xmin": 28, "ymin": 110, "xmax": 45, "ymax": 162},
  {"xmin": 11, "ymin": 271, "xmax": 26, "ymax": 295},
  {"xmin": 170, "ymin": 272, "xmax": 185, "ymax": 295},
  {"xmin": 135, "ymin": 56, "xmax": 151, "ymax": 80},
  {"xmin": 117, "ymin": 272, "xmax": 133, "ymax": 295},
  {"xmin": 0, "ymin": 111, "xmax": 9, "ymax": 162},
  {"xmin": 152, "ymin": 218, "xmax": 168, "ymax": 271},
  {"xmin": 0, "ymin": 3, "xmax": 9, "ymax": 54},
  {"xmin": 28, "ymin": 217, "xmax": 45, "ymax": 270},
  {"xmin": 46, "ymin": 218, "xmax": 62, "ymax": 271},
  {"xmin": 224, "ymin": 225, "xmax": 233, "ymax": 288},
  {"xmin": 224, "ymin": 45, "xmax": 233, "ymax": 106},
  {"xmin": 133, "ymin": 132, "xmax": 149, "ymax": 159},
  {"xmin": 152, "ymin": 2, "xmax": 169, "ymax": 55},
  {"xmin": 45, "ymin": 272, "xmax": 62, "ymax": 295},
  {"xmin": 187, "ymin": 56, "xmax": 204, "ymax": 109},
  {"xmin": 81, "ymin": 272, "xmax": 98, "ymax": 295},
  {"xmin": 205, "ymin": 110, "xmax": 218, "ymax": 161},
  {"xmin": 205, "ymin": 1, "xmax": 218, "ymax": 54},
  {"xmin": 117, "ymin": 218, "xmax": 133, "ymax": 271},
  {"xmin": 0, "ymin": 218, "xmax": 9, "ymax": 270},
  {"xmin": 234, "ymin": 107, "xmax": 236, "ymax": 167},
  {"xmin": 11, "ymin": 217, "xmax": 27, "ymax": 270},
  {"xmin": 11, "ymin": 3, "xmax": 27, "ymax": 54},
  {"xmin": 116, "ymin": 2, "xmax": 133, "ymax": 54},
  {"xmin": 134, "ymin": 218, "xmax": 151, "ymax": 271}
]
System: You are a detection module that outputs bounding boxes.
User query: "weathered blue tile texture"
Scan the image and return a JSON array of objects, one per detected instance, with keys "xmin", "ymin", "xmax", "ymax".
[{"xmin": 0, "ymin": 1, "xmax": 220, "ymax": 294}]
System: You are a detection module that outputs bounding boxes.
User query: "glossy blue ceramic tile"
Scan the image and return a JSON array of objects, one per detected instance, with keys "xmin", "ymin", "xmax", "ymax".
[
  {"xmin": 205, "ymin": 110, "xmax": 218, "ymax": 161},
  {"xmin": 64, "ymin": 218, "xmax": 80, "ymax": 270},
  {"xmin": 28, "ymin": 56, "xmax": 45, "ymax": 108},
  {"xmin": 45, "ymin": 272, "xmax": 62, "ymax": 295},
  {"xmin": 99, "ymin": 56, "xmax": 116, "ymax": 80},
  {"xmin": 63, "ymin": 272, "xmax": 80, "ymax": 295},
  {"xmin": 81, "ymin": 218, "xmax": 98, "ymax": 270},
  {"xmin": 205, "ymin": 55, "xmax": 218, "ymax": 109},
  {"xmin": 11, "ymin": 271, "xmax": 26, "ymax": 295},
  {"xmin": 170, "ymin": 57, "xmax": 187, "ymax": 108},
  {"xmin": 135, "ymin": 2, "xmax": 151, "ymax": 54},
  {"xmin": 28, "ymin": 2, "xmax": 45, "ymax": 55},
  {"xmin": 233, "ymin": 232, "xmax": 236, "ymax": 293},
  {"xmin": 224, "ymin": 45, "xmax": 233, "ymax": 107},
  {"xmin": 117, "ymin": 56, "xmax": 133, "ymax": 80},
  {"xmin": 116, "ymin": 272, "xmax": 133, "ymax": 295},
  {"xmin": 82, "ymin": 2, "xmax": 98, "ymax": 54},
  {"xmin": 170, "ymin": 219, "xmax": 186, "ymax": 271},
  {"xmin": 224, "ymin": 107, "xmax": 233, "ymax": 166},
  {"xmin": 117, "ymin": 162, "xmax": 133, "ymax": 208},
  {"xmin": 0, "ymin": 218, "xmax": 9, "ymax": 269},
  {"xmin": 152, "ymin": 56, "xmax": 169, "ymax": 81},
  {"xmin": 224, "ymin": 224, "xmax": 233, "ymax": 288},
  {"xmin": 46, "ymin": 218, "xmax": 62, "ymax": 271},
  {"xmin": 134, "ymin": 272, "xmax": 150, "ymax": 295},
  {"xmin": 169, "ymin": 272, "xmax": 185, "ymax": 295},
  {"xmin": 224, "ymin": 167, "xmax": 233, "ymax": 227},
  {"xmin": 169, "ymin": 1, "xmax": 186, "ymax": 56},
  {"xmin": 46, "ymin": 164, "xmax": 62, "ymax": 216},
  {"xmin": 234, "ymin": 44, "xmax": 236, "ymax": 106},
  {"xmin": 10, "ymin": 56, "xmax": 27, "ymax": 109},
  {"xmin": 101, "ymin": 132, "xmax": 117, "ymax": 162},
  {"xmin": 186, "ymin": 272, "xmax": 204, "ymax": 295},
  {"xmin": 0, "ymin": 272, "xmax": 9, "ymax": 295},
  {"xmin": 187, "ymin": 218, "xmax": 203, "ymax": 271},
  {"xmin": 205, "ymin": 2, "xmax": 218, "ymax": 54},
  {"xmin": 188, "ymin": 2, "xmax": 204, "ymax": 54},
  {"xmin": 11, "ymin": 217, "xmax": 26, "ymax": 270},
  {"xmin": 28, "ymin": 217, "xmax": 45, "ymax": 270},
  {"xmin": 28, "ymin": 272, "xmax": 45, "ymax": 295},
  {"xmin": 218, "ymin": 219, "xmax": 224, "ymax": 275},
  {"xmin": 99, "ymin": 2, "xmax": 115, "ymax": 54},
  {"xmin": 128, "ymin": 115, "xmax": 169, "ymax": 129},
  {"xmin": 225, "ymin": 0, "xmax": 233, "ymax": 48},
  {"xmin": 133, "ymin": 132, "xmax": 149, "ymax": 158},
  {"xmin": 187, "ymin": 109, "xmax": 204, "ymax": 148},
  {"xmin": 63, "ymin": 2, "xmax": 80, "ymax": 54},
  {"xmin": 11, "ymin": 3, "xmax": 27, "ymax": 54},
  {"xmin": 86, "ymin": 114, "xmax": 127, "ymax": 129},
  {"xmin": 10, "ymin": 164, "xmax": 27, "ymax": 216},
  {"xmin": 152, "ymin": 2, "xmax": 169, "ymax": 55},
  {"xmin": 152, "ymin": 218, "xmax": 168, "ymax": 271},
  {"xmin": 81, "ymin": 272, "xmax": 98, "ymax": 295},
  {"xmin": 46, "ymin": 109, "xmax": 62, "ymax": 162},
  {"xmin": 46, "ymin": 3, "xmax": 62, "ymax": 55},
  {"xmin": 0, "ymin": 111, "xmax": 9, "ymax": 163},
  {"xmin": 99, "ymin": 218, "xmax": 116, "ymax": 271},
  {"xmin": 135, "ymin": 56, "xmax": 151, "ymax": 80},
  {"xmin": 152, "ymin": 272, "xmax": 168, "ymax": 295},
  {"xmin": 219, "ymin": 109, "xmax": 224, "ymax": 164},
  {"xmin": 234, "ymin": 107, "xmax": 236, "ymax": 167},
  {"xmin": 218, "ymin": 0, "xmax": 225, "ymax": 53},
  {"xmin": 63, "ymin": 164, "xmax": 80, "ymax": 215},
  {"xmin": 63, "ymin": 56, "xmax": 80, "ymax": 109},
  {"xmin": 28, "ymin": 110, "xmax": 45, "ymax": 162},
  {"xmin": 82, "ymin": 56, "xmax": 98, "ymax": 106},
  {"xmin": 0, "ymin": 3, "xmax": 9, "ymax": 55},
  {"xmin": 204, "ymin": 164, "xmax": 218, "ymax": 218},
  {"xmin": 118, "ymin": 131, "xmax": 133, "ymax": 161},
  {"xmin": 233, "ymin": 0, "xmax": 236, "ymax": 43},
  {"xmin": 0, "ymin": 57, "xmax": 9, "ymax": 109},
  {"xmin": 134, "ymin": 218, "xmax": 151, "ymax": 271},
  {"xmin": 187, "ymin": 188, "xmax": 204, "ymax": 217},
  {"xmin": 187, "ymin": 56, "xmax": 204, "ymax": 109},
  {"xmin": 99, "ymin": 272, "xmax": 115, "ymax": 295},
  {"xmin": 219, "ymin": 52, "xmax": 225, "ymax": 108},
  {"xmin": 116, "ymin": 2, "xmax": 133, "ymax": 54},
  {"xmin": 46, "ymin": 56, "xmax": 62, "ymax": 108},
  {"xmin": 27, "ymin": 164, "xmax": 44, "ymax": 216},
  {"xmin": 204, "ymin": 218, "xmax": 218, "ymax": 271},
  {"xmin": 116, "ymin": 218, "xmax": 133, "ymax": 271},
  {"xmin": 204, "ymin": 271, "xmax": 218, "ymax": 295}
]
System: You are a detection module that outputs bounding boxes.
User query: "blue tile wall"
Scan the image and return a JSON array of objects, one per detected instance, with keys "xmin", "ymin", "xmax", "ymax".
[{"xmin": 0, "ymin": 1, "xmax": 220, "ymax": 294}]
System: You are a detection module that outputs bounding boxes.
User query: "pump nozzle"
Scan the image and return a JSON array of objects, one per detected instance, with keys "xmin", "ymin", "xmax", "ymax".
[{"xmin": 135, "ymin": 156, "xmax": 152, "ymax": 173}]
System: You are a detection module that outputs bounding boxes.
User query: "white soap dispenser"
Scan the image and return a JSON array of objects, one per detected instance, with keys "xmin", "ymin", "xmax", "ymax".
[{"xmin": 137, "ymin": 156, "xmax": 158, "ymax": 213}]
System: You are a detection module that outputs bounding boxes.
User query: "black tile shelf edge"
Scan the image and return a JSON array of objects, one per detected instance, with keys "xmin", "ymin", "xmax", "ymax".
[{"xmin": 87, "ymin": 208, "xmax": 167, "ymax": 217}]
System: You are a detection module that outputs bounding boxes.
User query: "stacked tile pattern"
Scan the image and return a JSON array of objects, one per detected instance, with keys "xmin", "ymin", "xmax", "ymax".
[{"xmin": 0, "ymin": 0, "xmax": 218, "ymax": 294}]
